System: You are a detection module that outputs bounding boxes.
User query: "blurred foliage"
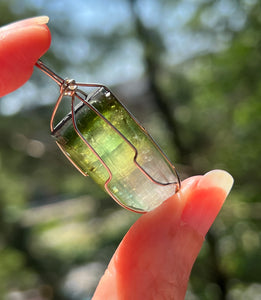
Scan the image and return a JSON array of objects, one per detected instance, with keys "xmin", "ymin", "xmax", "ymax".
[{"xmin": 0, "ymin": 0, "xmax": 260, "ymax": 299}]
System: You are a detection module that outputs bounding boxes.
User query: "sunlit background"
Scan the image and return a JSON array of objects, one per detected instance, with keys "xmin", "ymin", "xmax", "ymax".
[{"xmin": 0, "ymin": 0, "xmax": 260, "ymax": 299}]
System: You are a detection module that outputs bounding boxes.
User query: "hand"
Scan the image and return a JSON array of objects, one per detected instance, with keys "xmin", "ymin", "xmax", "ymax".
[
  {"xmin": 0, "ymin": 18, "xmax": 233, "ymax": 300},
  {"xmin": 0, "ymin": 16, "xmax": 51, "ymax": 97}
]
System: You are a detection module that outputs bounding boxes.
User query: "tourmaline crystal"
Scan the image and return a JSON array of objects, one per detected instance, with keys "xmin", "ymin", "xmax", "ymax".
[{"xmin": 52, "ymin": 87, "xmax": 179, "ymax": 212}]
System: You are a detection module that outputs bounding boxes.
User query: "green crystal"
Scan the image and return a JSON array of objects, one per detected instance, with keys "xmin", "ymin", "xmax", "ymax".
[{"xmin": 52, "ymin": 87, "xmax": 178, "ymax": 212}]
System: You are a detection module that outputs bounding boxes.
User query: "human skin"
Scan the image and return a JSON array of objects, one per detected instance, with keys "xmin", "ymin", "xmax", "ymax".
[
  {"xmin": 0, "ymin": 17, "xmax": 233, "ymax": 300},
  {"xmin": 92, "ymin": 171, "xmax": 233, "ymax": 299},
  {"xmin": 0, "ymin": 16, "xmax": 51, "ymax": 97}
]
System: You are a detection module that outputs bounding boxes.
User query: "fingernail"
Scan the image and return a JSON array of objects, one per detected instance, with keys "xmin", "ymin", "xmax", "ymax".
[
  {"xmin": 26, "ymin": 16, "xmax": 49, "ymax": 25},
  {"xmin": 0, "ymin": 16, "xmax": 49, "ymax": 32},
  {"xmin": 181, "ymin": 170, "xmax": 234, "ymax": 236},
  {"xmin": 197, "ymin": 170, "xmax": 234, "ymax": 197}
]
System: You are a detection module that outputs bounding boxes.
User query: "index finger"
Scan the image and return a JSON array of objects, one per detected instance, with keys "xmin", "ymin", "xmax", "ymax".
[{"xmin": 93, "ymin": 170, "xmax": 233, "ymax": 300}]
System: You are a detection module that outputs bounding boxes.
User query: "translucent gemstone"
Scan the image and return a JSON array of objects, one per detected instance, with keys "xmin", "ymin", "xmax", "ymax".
[{"xmin": 52, "ymin": 87, "xmax": 179, "ymax": 212}]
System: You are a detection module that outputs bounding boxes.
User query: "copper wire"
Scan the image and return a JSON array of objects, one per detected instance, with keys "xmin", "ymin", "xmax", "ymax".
[{"xmin": 35, "ymin": 60, "xmax": 181, "ymax": 208}]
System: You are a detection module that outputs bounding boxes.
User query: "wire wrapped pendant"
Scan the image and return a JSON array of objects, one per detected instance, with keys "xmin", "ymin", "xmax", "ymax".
[{"xmin": 36, "ymin": 60, "xmax": 180, "ymax": 213}]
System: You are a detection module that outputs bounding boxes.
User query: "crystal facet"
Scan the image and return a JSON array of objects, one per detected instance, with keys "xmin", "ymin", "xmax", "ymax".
[{"xmin": 52, "ymin": 87, "xmax": 179, "ymax": 212}]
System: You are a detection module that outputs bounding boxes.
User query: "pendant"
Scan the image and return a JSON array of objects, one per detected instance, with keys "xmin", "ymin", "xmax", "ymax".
[{"xmin": 36, "ymin": 60, "xmax": 180, "ymax": 213}]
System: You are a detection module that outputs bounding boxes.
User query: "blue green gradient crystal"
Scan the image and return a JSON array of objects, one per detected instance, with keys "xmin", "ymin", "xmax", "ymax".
[{"xmin": 52, "ymin": 87, "xmax": 178, "ymax": 212}]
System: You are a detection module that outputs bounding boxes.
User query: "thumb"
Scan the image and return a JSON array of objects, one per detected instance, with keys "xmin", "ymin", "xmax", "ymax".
[
  {"xmin": 0, "ymin": 16, "xmax": 51, "ymax": 97},
  {"xmin": 93, "ymin": 169, "xmax": 233, "ymax": 300}
]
